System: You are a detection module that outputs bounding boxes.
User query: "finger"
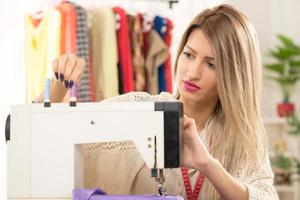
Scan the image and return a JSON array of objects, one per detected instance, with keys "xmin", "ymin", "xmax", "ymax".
[
  {"xmin": 183, "ymin": 115, "xmax": 192, "ymax": 128},
  {"xmin": 68, "ymin": 58, "xmax": 85, "ymax": 88},
  {"xmin": 52, "ymin": 58, "xmax": 59, "ymax": 80},
  {"xmin": 183, "ymin": 116, "xmax": 188, "ymax": 128},
  {"xmin": 58, "ymin": 54, "xmax": 68, "ymax": 82},
  {"xmin": 64, "ymin": 55, "xmax": 77, "ymax": 87},
  {"xmin": 75, "ymin": 58, "xmax": 86, "ymax": 83},
  {"xmin": 184, "ymin": 118, "xmax": 197, "ymax": 131}
]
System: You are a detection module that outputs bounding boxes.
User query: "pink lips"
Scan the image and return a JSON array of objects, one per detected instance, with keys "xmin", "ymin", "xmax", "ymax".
[{"xmin": 183, "ymin": 80, "xmax": 201, "ymax": 92}]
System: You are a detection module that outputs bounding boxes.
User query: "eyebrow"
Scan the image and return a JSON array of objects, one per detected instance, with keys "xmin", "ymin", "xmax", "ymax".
[{"xmin": 185, "ymin": 45, "xmax": 215, "ymax": 60}]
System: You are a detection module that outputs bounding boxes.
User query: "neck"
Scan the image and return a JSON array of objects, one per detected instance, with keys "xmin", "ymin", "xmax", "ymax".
[{"xmin": 179, "ymin": 97, "xmax": 218, "ymax": 132}]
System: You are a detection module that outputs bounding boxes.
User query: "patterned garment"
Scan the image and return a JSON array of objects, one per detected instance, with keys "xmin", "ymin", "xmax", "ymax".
[
  {"xmin": 127, "ymin": 14, "xmax": 146, "ymax": 92},
  {"xmin": 68, "ymin": 2, "xmax": 91, "ymax": 102}
]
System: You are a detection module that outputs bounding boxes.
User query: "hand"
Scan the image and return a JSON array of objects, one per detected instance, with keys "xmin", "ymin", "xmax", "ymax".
[
  {"xmin": 52, "ymin": 54, "xmax": 86, "ymax": 88},
  {"xmin": 180, "ymin": 115, "xmax": 214, "ymax": 173}
]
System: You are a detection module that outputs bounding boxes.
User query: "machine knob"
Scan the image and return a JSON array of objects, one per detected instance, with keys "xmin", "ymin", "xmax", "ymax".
[{"xmin": 5, "ymin": 114, "xmax": 10, "ymax": 142}]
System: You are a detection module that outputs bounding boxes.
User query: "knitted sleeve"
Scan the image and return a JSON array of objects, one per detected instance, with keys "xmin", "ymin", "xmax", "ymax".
[
  {"xmin": 237, "ymin": 154, "xmax": 279, "ymax": 200},
  {"xmin": 101, "ymin": 91, "xmax": 176, "ymax": 103}
]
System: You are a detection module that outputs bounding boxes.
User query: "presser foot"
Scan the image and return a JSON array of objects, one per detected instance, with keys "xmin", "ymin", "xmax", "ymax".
[
  {"xmin": 152, "ymin": 169, "xmax": 167, "ymax": 196},
  {"xmin": 158, "ymin": 183, "xmax": 167, "ymax": 196}
]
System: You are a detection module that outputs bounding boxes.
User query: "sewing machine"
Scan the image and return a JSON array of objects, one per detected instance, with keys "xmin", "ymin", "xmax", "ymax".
[{"xmin": 5, "ymin": 100, "xmax": 183, "ymax": 199}]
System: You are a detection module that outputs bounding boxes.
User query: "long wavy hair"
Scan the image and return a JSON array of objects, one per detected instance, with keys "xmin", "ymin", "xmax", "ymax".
[{"xmin": 174, "ymin": 4, "xmax": 267, "ymax": 199}]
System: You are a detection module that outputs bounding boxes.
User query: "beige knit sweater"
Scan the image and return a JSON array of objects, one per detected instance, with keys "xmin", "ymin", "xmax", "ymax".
[{"xmin": 81, "ymin": 92, "xmax": 279, "ymax": 200}]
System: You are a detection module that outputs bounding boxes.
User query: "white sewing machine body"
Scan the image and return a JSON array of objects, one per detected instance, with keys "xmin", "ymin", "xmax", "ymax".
[{"xmin": 6, "ymin": 101, "xmax": 183, "ymax": 199}]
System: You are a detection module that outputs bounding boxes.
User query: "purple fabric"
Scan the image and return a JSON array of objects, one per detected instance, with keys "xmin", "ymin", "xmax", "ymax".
[
  {"xmin": 72, "ymin": 189, "xmax": 184, "ymax": 200},
  {"xmin": 73, "ymin": 188, "xmax": 106, "ymax": 200}
]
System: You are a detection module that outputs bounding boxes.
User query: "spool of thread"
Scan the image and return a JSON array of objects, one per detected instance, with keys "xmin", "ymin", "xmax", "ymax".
[
  {"xmin": 44, "ymin": 78, "xmax": 51, "ymax": 107},
  {"xmin": 70, "ymin": 83, "xmax": 77, "ymax": 106}
]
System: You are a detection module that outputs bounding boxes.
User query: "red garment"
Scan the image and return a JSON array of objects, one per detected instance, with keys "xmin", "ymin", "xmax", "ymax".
[
  {"xmin": 164, "ymin": 18, "xmax": 173, "ymax": 93},
  {"xmin": 113, "ymin": 7, "xmax": 134, "ymax": 93},
  {"xmin": 56, "ymin": 2, "xmax": 77, "ymax": 54}
]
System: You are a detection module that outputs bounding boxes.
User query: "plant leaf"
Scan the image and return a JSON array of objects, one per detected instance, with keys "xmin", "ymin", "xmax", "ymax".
[
  {"xmin": 265, "ymin": 63, "xmax": 284, "ymax": 74},
  {"xmin": 277, "ymin": 35, "xmax": 298, "ymax": 49},
  {"xmin": 274, "ymin": 76, "xmax": 299, "ymax": 85},
  {"xmin": 270, "ymin": 48, "xmax": 293, "ymax": 60},
  {"xmin": 289, "ymin": 60, "xmax": 300, "ymax": 67},
  {"xmin": 275, "ymin": 153, "xmax": 293, "ymax": 169}
]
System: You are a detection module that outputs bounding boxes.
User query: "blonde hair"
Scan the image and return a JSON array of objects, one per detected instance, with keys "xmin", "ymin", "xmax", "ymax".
[{"xmin": 174, "ymin": 4, "xmax": 267, "ymax": 199}]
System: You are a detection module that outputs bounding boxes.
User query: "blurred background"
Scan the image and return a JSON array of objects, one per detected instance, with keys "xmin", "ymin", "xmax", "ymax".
[{"xmin": 1, "ymin": 0, "xmax": 300, "ymax": 199}]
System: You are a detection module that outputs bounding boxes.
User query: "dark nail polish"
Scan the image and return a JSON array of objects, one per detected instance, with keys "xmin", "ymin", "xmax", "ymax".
[
  {"xmin": 68, "ymin": 80, "xmax": 74, "ymax": 88},
  {"xmin": 64, "ymin": 80, "xmax": 69, "ymax": 88},
  {"xmin": 59, "ymin": 73, "xmax": 64, "ymax": 82},
  {"xmin": 54, "ymin": 72, "xmax": 59, "ymax": 80}
]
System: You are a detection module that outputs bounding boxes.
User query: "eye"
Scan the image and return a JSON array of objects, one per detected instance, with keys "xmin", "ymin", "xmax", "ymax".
[
  {"xmin": 207, "ymin": 62, "xmax": 215, "ymax": 69},
  {"xmin": 182, "ymin": 51, "xmax": 194, "ymax": 59}
]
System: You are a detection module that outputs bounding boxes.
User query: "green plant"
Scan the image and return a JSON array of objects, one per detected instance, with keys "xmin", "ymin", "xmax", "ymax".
[
  {"xmin": 272, "ymin": 143, "xmax": 300, "ymax": 184},
  {"xmin": 287, "ymin": 112, "xmax": 300, "ymax": 135},
  {"xmin": 291, "ymin": 158, "xmax": 300, "ymax": 182},
  {"xmin": 274, "ymin": 153, "xmax": 293, "ymax": 170},
  {"xmin": 265, "ymin": 35, "xmax": 300, "ymax": 102},
  {"xmin": 297, "ymin": 161, "xmax": 300, "ymax": 174}
]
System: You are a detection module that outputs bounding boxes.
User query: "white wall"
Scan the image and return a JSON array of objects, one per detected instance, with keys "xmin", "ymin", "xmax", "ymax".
[
  {"xmin": 226, "ymin": 0, "xmax": 300, "ymax": 117},
  {"xmin": 0, "ymin": 0, "xmax": 25, "ymax": 199}
]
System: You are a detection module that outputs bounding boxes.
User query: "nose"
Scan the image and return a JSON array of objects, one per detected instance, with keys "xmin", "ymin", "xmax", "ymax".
[{"xmin": 186, "ymin": 60, "xmax": 203, "ymax": 80}]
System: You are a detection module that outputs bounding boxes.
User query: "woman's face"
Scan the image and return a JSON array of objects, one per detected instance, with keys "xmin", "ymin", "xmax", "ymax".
[{"xmin": 176, "ymin": 29, "xmax": 219, "ymax": 104}]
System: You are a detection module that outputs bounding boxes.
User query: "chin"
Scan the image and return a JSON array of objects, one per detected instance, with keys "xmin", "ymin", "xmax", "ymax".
[{"xmin": 179, "ymin": 88, "xmax": 198, "ymax": 100}]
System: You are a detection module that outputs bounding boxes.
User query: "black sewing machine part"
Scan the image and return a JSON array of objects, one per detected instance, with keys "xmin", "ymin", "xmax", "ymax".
[{"xmin": 5, "ymin": 114, "xmax": 10, "ymax": 142}]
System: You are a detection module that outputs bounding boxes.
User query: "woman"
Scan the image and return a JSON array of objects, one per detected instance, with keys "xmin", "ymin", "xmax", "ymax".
[{"xmin": 48, "ymin": 4, "xmax": 278, "ymax": 200}]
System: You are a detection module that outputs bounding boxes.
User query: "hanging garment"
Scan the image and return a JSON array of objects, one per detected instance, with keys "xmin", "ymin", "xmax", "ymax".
[
  {"xmin": 87, "ymin": 12, "xmax": 96, "ymax": 102},
  {"xmin": 145, "ymin": 30, "xmax": 168, "ymax": 95},
  {"xmin": 153, "ymin": 15, "xmax": 168, "ymax": 93},
  {"xmin": 56, "ymin": 2, "xmax": 77, "ymax": 54},
  {"xmin": 113, "ymin": 7, "xmax": 134, "ymax": 94},
  {"xmin": 90, "ymin": 6, "xmax": 119, "ymax": 100},
  {"xmin": 127, "ymin": 14, "xmax": 146, "ymax": 91},
  {"xmin": 164, "ymin": 18, "xmax": 174, "ymax": 93},
  {"xmin": 25, "ymin": 8, "xmax": 61, "ymax": 103},
  {"xmin": 141, "ymin": 14, "xmax": 152, "ymax": 59},
  {"xmin": 68, "ymin": 2, "xmax": 91, "ymax": 102}
]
